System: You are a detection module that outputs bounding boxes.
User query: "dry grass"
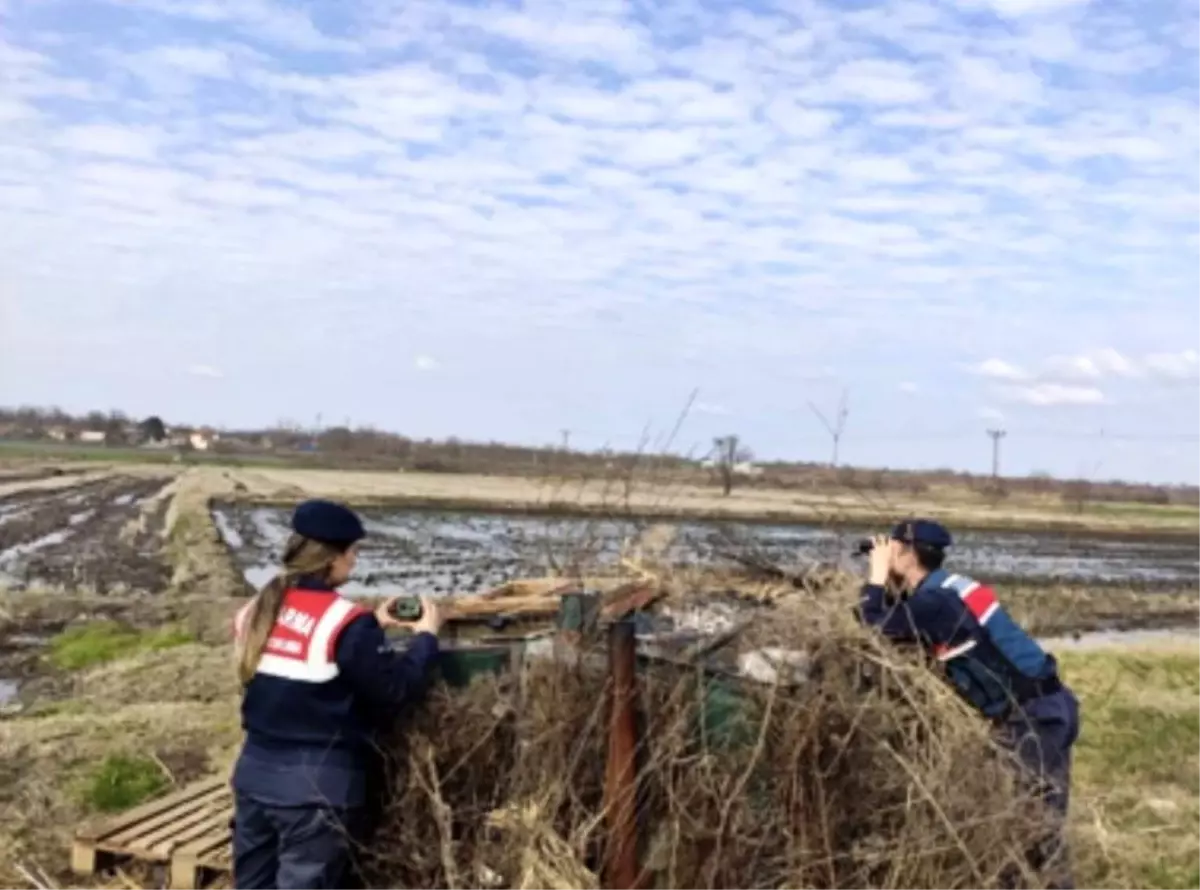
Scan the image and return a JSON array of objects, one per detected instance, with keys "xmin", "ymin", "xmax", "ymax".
[
  {"xmin": 362, "ymin": 589, "xmax": 1060, "ymax": 890},
  {"xmin": 0, "ymin": 602, "xmax": 1194, "ymax": 889},
  {"xmin": 158, "ymin": 468, "xmax": 252, "ymax": 598},
  {"xmin": 0, "ymin": 644, "xmax": 242, "ymax": 888},
  {"xmin": 1060, "ymin": 645, "xmax": 1200, "ymax": 890}
]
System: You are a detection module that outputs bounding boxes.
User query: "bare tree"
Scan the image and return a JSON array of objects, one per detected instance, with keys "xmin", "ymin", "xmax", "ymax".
[
  {"xmin": 712, "ymin": 435, "xmax": 753, "ymax": 496},
  {"xmin": 808, "ymin": 389, "xmax": 849, "ymax": 467}
]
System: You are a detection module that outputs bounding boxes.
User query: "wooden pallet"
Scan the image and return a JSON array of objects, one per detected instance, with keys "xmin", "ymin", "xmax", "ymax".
[{"xmin": 72, "ymin": 776, "xmax": 233, "ymax": 890}]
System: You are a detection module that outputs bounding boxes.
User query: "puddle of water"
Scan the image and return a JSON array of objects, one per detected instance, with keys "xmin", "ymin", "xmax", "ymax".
[
  {"xmin": 1040, "ymin": 628, "xmax": 1199, "ymax": 651},
  {"xmin": 212, "ymin": 510, "xmax": 244, "ymax": 549},
  {"xmin": 215, "ymin": 505, "xmax": 1200, "ymax": 598},
  {"xmin": 0, "ymin": 527, "xmax": 74, "ymax": 563},
  {"xmin": 0, "ymin": 679, "xmax": 18, "ymax": 707}
]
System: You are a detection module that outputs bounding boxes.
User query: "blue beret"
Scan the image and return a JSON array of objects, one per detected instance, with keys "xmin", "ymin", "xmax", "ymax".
[
  {"xmin": 891, "ymin": 518, "xmax": 952, "ymax": 549},
  {"xmin": 291, "ymin": 499, "xmax": 365, "ymax": 549}
]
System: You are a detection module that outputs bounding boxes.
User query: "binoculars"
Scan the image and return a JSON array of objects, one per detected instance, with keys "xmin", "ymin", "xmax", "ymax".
[{"xmin": 854, "ymin": 538, "xmax": 875, "ymax": 555}]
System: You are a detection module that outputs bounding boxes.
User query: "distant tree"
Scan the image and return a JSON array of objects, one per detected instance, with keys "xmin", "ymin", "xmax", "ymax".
[
  {"xmin": 1061, "ymin": 480, "xmax": 1092, "ymax": 514},
  {"xmin": 318, "ymin": 426, "xmax": 355, "ymax": 452},
  {"xmin": 712, "ymin": 435, "xmax": 753, "ymax": 496},
  {"xmin": 139, "ymin": 416, "xmax": 167, "ymax": 443}
]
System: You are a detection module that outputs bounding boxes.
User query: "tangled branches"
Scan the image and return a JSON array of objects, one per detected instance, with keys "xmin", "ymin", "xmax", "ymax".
[{"xmin": 362, "ymin": 606, "xmax": 1053, "ymax": 889}]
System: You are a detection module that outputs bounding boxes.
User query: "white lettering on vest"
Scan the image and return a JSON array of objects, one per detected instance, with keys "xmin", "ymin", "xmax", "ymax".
[
  {"xmin": 278, "ymin": 606, "xmax": 316, "ymax": 638},
  {"xmin": 254, "ymin": 597, "xmax": 360, "ymax": 684}
]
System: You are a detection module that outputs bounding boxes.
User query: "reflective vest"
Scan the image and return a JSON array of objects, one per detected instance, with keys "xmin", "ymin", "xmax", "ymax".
[
  {"xmin": 234, "ymin": 588, "xmax": 368, "ymax": 684},
  {"xmin": 927, "ymin": 573, "xmax": 1059, "ymax": 718}
]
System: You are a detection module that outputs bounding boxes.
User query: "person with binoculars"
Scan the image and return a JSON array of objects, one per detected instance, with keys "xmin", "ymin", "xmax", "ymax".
[
  {"xmin": 229, "ymin": 499, "xmax": 444, "ymax": 889},
  {"xmin": 856, "ymin": 519, "xmax": 1079, "ymax": 890}
]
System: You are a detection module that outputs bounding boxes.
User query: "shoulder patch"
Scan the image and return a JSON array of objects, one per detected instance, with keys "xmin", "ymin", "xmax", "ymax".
[{"xmin": 940, "ymin": 574, "xmax": 999, "ymax": 625}]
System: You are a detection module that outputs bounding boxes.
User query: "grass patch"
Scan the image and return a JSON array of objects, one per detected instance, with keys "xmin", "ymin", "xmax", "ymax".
[
  {"xmin": 1061, "ymin": 648, "xmax": 1200, "ymax": 889},
  {"xmin": 48, "ymin": 621, "xmax": 196, "ymax": 670},
  {"xmin": 80, "ymin": 753, "xmax": 169, "ymax": 813}
]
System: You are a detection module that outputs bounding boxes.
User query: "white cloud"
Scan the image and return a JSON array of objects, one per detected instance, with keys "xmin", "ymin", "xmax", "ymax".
[
  {"xmin": 414, "ymin": 355, "xmax": 438, "ymax": 372},
  {"xmin": 1141, "ymin": 350, "xmax": 1199, "ymax": 380},
  {"xmin": 965, "ymin": 0, "xmax": 1093, "ymax": 17},
  {"xmin": 977, "ymin": 406, "xmax": 1005, "ymax": 421},
  {"xmin": 0, "ymin": 0, "xmax": 1196, "ymax": 484},
  {"xmin": 1001, "ymin": 383, "xmax": 1106, "ymax": 406},
  {"xmin": 1042, "ymin": 348, "xmax": 1198, "ymax": 382},
  {"xmin": 973, "ymin": 358, "xmax": 1030, "ymax": 381},
  {"xmin": 898, "ymin": 382, "xmax": 919, "ymax": 394},
  {"xmin": 187, "ymin": 364, "xmax": 223, "ymax": 379}
]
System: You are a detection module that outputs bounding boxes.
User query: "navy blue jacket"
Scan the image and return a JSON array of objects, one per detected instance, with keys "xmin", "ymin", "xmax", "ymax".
[
  {"xmin": 233, "ymin": 577, "xmax": 439, "ymax": 808},
  {"xmin": 857, "ymin": 568, "xmax": 1061, "ymax": 718}
]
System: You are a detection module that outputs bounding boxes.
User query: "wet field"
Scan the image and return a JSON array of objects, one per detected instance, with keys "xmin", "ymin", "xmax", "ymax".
[
  {"xmin": 0, "ymin": 475, "xmax": 170, "ymax": 593},
  {"xmin": 213, "ymin": 504, "xmax": 1200, "ymax": 597}
]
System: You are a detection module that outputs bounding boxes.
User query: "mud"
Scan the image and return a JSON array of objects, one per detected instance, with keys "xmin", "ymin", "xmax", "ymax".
[
  {"xmin": 212, "ymin": 504, "xmax": 1200, "ymax": 597},
  {"xmin": 0, "ymin": 476, "xmax": 173, "ymax": 594}
]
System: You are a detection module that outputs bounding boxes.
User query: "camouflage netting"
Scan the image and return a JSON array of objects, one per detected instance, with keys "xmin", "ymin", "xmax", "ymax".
[{"xmin": 361, "ymin": 596, "xmax": 1058, "ymax": 890}]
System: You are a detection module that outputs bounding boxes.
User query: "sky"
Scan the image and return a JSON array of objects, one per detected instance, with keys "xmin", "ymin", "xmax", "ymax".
[{"xmin": 0, "ymin": 0, "xmax": 1197, "ymax": 484}]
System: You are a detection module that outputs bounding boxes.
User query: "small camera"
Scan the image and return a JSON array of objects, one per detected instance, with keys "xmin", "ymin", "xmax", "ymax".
[
  {"xmin": 388, "ymin": 596, "xmax": 424, "ymax": 621},
  {"xmin": 854, "ymin": 538, "xmax": 874, "ymax": 555}
]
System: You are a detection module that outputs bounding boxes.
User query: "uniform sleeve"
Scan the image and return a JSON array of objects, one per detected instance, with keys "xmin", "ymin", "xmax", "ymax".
[
  {"xmin": 856, "ymin": 583, "xmax": 942, "ymax": 643},
  {"xmin": 334, "ymin": 613, "xmax": 441, "ymax": 710}
]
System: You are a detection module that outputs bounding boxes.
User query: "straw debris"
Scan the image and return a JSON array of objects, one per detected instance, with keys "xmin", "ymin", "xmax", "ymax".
[{"xmin": 361, "ymin": 592, "xmax": 1059, "ymax": 889}]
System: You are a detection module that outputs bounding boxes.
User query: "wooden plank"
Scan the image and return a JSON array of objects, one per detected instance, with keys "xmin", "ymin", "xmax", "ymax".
[
  {"xmin": 171, "ymin": 834, "xmax": 231, "ymax": 887},
  {"xmin": 140, "ymin": 798, "xmax": 231, "ymax": 855},
  {"xmin": 72, "ymin": 777, "xmax": 234, "ymax": 890},
  {"xmin": 600, "ymin": 582, "xmax": 663, "ymax": 620},
  {"xmin": 104, "ymin": 783, "xmax": 228, "ymax": 848},
  {"xmin": 76, "ymin": 776, "xmax": 226, "ymax": 843}
]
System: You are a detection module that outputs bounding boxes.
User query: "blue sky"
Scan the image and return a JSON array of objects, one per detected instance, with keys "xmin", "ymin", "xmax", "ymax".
[{"xmin": 0, "ymin": 0, "xmax": 1197, "ymax": 484}]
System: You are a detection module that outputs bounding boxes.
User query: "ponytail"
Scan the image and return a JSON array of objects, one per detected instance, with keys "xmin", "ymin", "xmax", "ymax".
[{"xmin": 236, "ymin": 533, "xmax": 344, "ymax": 685}]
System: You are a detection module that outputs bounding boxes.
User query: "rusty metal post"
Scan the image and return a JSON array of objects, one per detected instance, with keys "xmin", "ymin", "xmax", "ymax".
[{"xmin": 603, "ymin": 616, "xmax": 641, "ymax": 890}]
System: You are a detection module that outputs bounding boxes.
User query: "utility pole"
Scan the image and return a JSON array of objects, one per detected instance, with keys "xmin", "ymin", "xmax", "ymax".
[
  {"xmin": 560, "ymin": 428, "xmax": 570, "ymax": 451},
  {"xmin": 987, "ymin": 429, "xmax": 1007, "ymax": 478},
  {"xmin": 809, "ymin": 389, "xmax": 849, "ymax": 468}
]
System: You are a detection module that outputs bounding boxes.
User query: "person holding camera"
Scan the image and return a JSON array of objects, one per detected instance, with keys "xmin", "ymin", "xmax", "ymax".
[
  {"xmin": 230, "ymin": 498, "xmax": 445, "ymax": 889},
  {"xmin": 856, "ymin": 519, "xmax": 1079, "ymax": 890}
]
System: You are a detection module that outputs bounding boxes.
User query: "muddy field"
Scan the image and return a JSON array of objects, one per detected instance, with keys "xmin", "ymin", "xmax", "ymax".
[
  {"xmin": 213, "ymin": 503, "xmax": 1199, "ymax": 597},
  {"xmin": 0, "ymin": 474, "xmax": 172, "ymax": 594},
  {"xmin": 0, "ymin": 471, "xmax": 1193, "ymax": 602}
]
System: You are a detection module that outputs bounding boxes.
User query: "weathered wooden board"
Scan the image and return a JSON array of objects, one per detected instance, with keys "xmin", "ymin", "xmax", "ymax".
[{"xmin": 72, "ymin": 776, "xmax": 232, "ymax": 890}]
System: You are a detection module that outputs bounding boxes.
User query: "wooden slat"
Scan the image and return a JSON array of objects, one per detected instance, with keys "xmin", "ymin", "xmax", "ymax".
[
  {"xmin": 139, "ymin": 798, "xmax": 231, "ymax": 855},
  {"xmin": 73, "ymin": 777, "xmax": 235, "ymax": 890},
  {"xmin": 600, "ymin": 581, "xmax": 663, "ymax": 620},
  {"xmin": 76, "ymin": 776, "xmax": 226, "ymax": 843},
  {"xmin": 104, "ymin": 783, "xmax": 228, "ymax": 848}
]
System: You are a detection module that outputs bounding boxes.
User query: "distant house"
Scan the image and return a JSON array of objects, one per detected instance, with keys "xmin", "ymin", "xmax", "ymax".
[
  {"xmin": 46, "ymin": 427, "xmax": 69, "ymax": 442},
  {"xmin": 181, "ymin": 428, "xmax": 220, "ymax": 451},
  {"xmin": 700, "ymin": 458, "xmax": 763, "ymax": 477},
  {"xmin": 78, "ymin": 430, "xmax": 107, "ymax": 444}
]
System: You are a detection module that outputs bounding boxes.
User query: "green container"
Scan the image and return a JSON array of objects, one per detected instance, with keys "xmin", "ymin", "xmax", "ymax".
[
  {"xmin": 698, "ymin": 674, "xmax": 759, "ymax": 750},
  {"xmin": 435, "ymin": 644, "xmax": 517, "ymax": 688}
]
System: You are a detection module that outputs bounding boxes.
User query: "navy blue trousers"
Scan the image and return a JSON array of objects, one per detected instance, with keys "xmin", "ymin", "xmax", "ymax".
[
  {"xmin": 998, "ymin": 687, "xmax": 1080, "ymax": 890},
  {"xmin": 233, "ymin": 793, "xmax": 365, "ymax": 889}
]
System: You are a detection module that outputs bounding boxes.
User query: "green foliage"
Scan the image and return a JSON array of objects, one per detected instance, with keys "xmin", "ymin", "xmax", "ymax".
[
  {"xmin": 81, "ymin": 753, "xmax": 168, "ymax": 812},
  {"xmin": 48, "ymin": 621, "xmax": 195, "ymax": 671}
]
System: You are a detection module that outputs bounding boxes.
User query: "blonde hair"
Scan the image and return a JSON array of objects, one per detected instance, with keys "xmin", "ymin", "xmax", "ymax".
[{"xmin": 236, "ymin": 533, "xmax": 344, "ymax": 686}]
